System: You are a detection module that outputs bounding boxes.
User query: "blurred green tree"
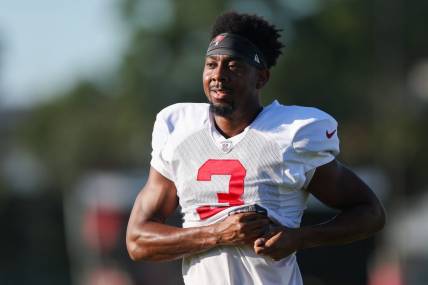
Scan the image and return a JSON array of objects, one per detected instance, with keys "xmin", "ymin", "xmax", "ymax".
[{"xmin": 17, "ymin": 0, "xmax": 428, "ymax": 197}]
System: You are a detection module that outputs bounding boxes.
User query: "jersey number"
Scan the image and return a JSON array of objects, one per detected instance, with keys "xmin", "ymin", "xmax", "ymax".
[{"xmin": 196, "ymin": 159, "xmax": 246, "ymax": 219}]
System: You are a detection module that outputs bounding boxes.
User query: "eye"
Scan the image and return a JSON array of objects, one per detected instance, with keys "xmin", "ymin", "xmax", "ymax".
[
  {"xmin": 228, "ymin": 61, "xmax": 242, "ymax": 71},
  {"xmin": 205, "ymin": 61, "xmax": 216, "ymax": 69}
]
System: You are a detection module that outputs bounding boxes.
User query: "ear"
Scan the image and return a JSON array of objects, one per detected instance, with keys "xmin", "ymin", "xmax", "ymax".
[{"xmin": 256, "ymin": 69, "xmax": 270, "ymax": 89}]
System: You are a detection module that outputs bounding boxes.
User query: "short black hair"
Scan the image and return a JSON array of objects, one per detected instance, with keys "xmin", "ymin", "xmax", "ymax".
[{"xmin": 211, "ymin": 11, "xmax": 284, "ymax": 69}]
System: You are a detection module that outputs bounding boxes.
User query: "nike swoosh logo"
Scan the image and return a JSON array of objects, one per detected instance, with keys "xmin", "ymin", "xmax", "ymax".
[{"xmin": 326, "ymin": 129, "xmax": 336, "ymax": 139}]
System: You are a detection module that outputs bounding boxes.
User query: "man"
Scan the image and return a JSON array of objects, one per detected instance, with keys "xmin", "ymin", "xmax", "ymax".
[{"xmin": 126, "ymin": 11, "xmax": 385, "ymax": 285}]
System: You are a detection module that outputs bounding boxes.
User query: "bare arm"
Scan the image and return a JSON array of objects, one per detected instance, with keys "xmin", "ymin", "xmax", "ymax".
[
  {"xmin": 254, "ymin": 160, "xmax": 386, "ymax": 260},
  {"xmin": 126, "ymin": 167, "xmax": 270, "ymax": 262}
]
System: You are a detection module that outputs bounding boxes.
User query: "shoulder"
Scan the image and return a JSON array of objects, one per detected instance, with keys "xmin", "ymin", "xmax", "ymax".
[
  {"xmin": 156, "ymin": 103, "xmax": 210, "ymax": 124},
  {"xmin": 268, "ymin": 100, "xmax": 336, "ymax": 126},
  {"xmin": 281, "ymin": 104, "xmax": 339, "ymax": 155},
  {"xmin": 152, "ymin": 103, "xmax": 210, "ymax": 151},
  {"xmin": 255, "ymin": 100, "xmax": 337, "ymax": 135},
  {"xmin": 285, "ymin": 105, "xmax": 338, "ymax": 141},
  {"xmin": 155, "ymin": 102, "xmax": 210, "ymax": 132},
  {"xmin": 252, "ymin": 101, "xmax": 339, "ymax": 156},
  {"xmin": 264, "ymin": 102, "xmax": 340, "ymax": 171}
]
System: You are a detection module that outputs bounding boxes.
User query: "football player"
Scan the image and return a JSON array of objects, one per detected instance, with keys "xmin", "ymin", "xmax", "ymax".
[{"xmin": 126, "ymin": 11, "xmax": 385, "ymax": 285}]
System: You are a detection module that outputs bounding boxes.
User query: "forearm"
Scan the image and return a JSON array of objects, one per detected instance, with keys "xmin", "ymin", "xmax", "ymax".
[
  {"xmin": 297, "ymin": 202, "xmax": 385, "ymax": 250},
  {"xmin": 255, "ymin": 161, "xmax": 386, "ymax": 260},
  {"xmin": 127, "ymin": 221, "xmax": 218, "ymax": 262},
  {"xmin": 299, "ymin": 160, "xmax": 386, "ymax": 250},
  {"xmin": 127, "ymin": 211, "xmax": 271, "ymax": 262}
]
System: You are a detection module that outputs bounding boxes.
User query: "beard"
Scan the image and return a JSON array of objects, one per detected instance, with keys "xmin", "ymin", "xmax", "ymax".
[{"xmin": 209, "ymin": 101, "xmax": 235, "ymax": 117}]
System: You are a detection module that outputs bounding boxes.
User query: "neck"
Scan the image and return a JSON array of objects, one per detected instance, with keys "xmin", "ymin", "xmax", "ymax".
[{"xmin": 213, "ymin": 104, "xmax": 263, "ymax": 138}]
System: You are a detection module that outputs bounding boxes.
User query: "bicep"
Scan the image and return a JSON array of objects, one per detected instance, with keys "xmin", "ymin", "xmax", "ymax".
[
  {"xmin": 128, "ymin": 167, "xmax": 178, "ymax": 227},
  {"xmin": 306, "ymin": 160, "xmax": 378, "ymax": 210}
]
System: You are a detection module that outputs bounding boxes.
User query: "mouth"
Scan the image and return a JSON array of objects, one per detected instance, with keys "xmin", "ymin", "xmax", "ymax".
[{"xmin": 210, "ymin": 87, "xmax": 232, "ymax": 100}]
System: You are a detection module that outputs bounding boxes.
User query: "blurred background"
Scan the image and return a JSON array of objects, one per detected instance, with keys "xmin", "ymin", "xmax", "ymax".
[{"xmin": 0, "ymin": 0, "xmax": 427, "ymax": 284}]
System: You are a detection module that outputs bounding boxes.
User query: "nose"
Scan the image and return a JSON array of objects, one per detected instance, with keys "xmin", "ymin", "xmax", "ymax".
[{"xmin": 211, "ymin": 62, "xmax": 229, "ymax": 83}]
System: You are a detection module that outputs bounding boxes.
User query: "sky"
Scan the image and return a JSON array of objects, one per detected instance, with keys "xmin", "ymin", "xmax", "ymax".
[
  {"xmin": 0, "ymin": 0, "xmax": 331, "ymax": 109},
  {"xmin": 0, "ymin": 0, "xmax": 127, "ymax": 108}
]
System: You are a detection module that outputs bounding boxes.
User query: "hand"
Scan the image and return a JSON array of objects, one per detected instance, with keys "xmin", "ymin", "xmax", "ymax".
[
  {"xmin": 213, "ymin": 212, "xmax": 270, "ymax": 246},
  {"xmin": 253, "ymin": 226, "xmax": 302, "ymax": 261}
]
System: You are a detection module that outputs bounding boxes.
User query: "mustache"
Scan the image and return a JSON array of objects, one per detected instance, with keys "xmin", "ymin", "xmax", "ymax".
[{"xmin": 209, "ymin": 85, "xmax": 232, "ymax": 92}]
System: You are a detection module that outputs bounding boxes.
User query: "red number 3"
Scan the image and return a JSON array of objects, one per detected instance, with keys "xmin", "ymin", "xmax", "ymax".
[{"xmin": 196, "ymin": 159, "xmax": 246, "ymax": 219}]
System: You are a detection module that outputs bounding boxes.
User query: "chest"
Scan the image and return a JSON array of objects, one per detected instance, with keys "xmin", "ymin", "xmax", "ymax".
[{"xmin": 172, "ymin": 128, "xmax": 288, "ymax": 208}]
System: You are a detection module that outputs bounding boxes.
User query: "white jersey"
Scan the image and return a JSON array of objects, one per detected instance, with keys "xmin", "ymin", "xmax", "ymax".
[{"xmin": 150, "ymin": 100, "xmax": 340, "ymax": 285}]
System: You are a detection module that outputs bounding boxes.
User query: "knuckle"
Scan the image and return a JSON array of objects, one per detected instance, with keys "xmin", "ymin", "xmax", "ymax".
[
  {"xmin": 233, "ymin": 215, "xmax": 243, "ymax": 222},
  {"xmin": 236, "ymin": 223, "xmax": 243, "ymax": 231}
]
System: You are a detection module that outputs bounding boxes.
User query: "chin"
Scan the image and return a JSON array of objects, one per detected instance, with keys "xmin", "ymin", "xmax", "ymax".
[{"xmin": 209, "ymin": 102, "xmax": 235, "ymax": 117}]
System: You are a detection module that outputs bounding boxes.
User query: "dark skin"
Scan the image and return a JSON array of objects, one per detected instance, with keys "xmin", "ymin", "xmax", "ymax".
[
  {"xmin": 254, "ymin": 160, "xmax": 385, "ymax": 260},
  {"xmin": 126, "ymin": 167, "xmax": 270, "ymax": 261},
  {"xmin": 202, "ymin": 54, "xmax": 269, "ymax": 137},
  {"xmin": 126, "ymin": 55, "xmax": 386, "ymax": 262}
]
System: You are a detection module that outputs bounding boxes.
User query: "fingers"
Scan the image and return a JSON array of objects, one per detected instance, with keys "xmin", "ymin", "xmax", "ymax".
[
  {"xmin": 253, "ymin": 232, "xmax": 282, "ymax": 256},
  {"xmin": 216, "ymin": 212, "xmax": 271, "ymax": 245},
  {"xmin": 253, "ymin": 230, "xmax": 297, "ymax": 261},
  {"xmin": 227, "ymin": 213, "xmax": 283, "ymax": 246},
  {"xmin": 253, "ymin": 237, "xmax": 266, "ymax": 254},
  {"xmin": 235, "ymin": 218, "xmax": 270, "ymax": 240},
  {"xmin": 244, "ymin": 221, "xmax": 271, "ymax": 241},
  {"xmin": 228, "ymin": 212, "xmax": 271, "ymax": 232},
  {"xmin": 254, "ymin": 237, "xmax": 266, "ymax": 247},
  {"xmin": 264, "ymin": 231, "xmax": 281, "ymax": 247}
]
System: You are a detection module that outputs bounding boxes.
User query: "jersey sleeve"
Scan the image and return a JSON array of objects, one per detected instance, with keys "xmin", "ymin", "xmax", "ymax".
[
  {"xmin": 150, "ymin": 111, "xmax": 174, "ymax": 181},
  {"xmin": 291, "ymin": 116, "xmax": 340, "ymax": 174}
]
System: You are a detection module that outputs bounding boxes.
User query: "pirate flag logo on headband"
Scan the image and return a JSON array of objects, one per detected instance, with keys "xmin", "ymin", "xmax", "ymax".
[
  {"xmin": 213, "ymin": 34, "xmax": 225, "ymax": 46},
  {"xmin": 207, "ymin": 33, "xmax": 267, "ymax": 69}
]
